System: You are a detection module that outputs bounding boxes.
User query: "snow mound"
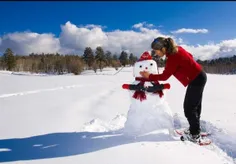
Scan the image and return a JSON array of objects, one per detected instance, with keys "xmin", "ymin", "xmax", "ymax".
[
  {"xmin": 123, "ymin": 91, "xmax": 174, "ymax": 137},
  {"xmin": 80, "ymin": 114, "xmax": 127, "ymax": 132}
]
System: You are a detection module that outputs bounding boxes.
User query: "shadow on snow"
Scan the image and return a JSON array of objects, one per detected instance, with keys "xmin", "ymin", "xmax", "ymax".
[{"xmin": 0, "ymin": 129, "xmax": 173, "ymax": 162}]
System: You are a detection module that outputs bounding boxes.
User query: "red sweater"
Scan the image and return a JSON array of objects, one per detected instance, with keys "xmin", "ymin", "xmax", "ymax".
[{"xmin": 149, "ymin": 46, "xmax": 202, "ymax": 87}]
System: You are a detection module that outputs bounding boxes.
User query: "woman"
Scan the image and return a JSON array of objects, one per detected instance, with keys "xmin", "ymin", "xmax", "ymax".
[{"xmin": 140, "ymin": 37, "xmax": 207, "ymax": 141}]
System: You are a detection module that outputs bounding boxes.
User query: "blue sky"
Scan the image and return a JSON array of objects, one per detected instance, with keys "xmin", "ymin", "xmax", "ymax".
[{"xmin": 0, "ymin": 1, "xmax": 236, "ymax": 59}]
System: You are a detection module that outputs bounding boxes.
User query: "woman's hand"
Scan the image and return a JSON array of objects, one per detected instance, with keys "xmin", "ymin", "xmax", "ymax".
[{"xmin": 139, "ymin": 71, "xmax": 150, "ymax": 79}]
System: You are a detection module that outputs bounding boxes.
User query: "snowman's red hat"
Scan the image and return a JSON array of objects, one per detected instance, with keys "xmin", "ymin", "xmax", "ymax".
[{"xmin": 138, "ymin": 51, "xmax": 152, "ymax": 61}]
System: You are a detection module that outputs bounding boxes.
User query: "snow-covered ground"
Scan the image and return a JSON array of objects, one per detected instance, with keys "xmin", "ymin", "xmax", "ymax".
[{"xmin": 0, "ymin": 67, "xmax": 236, "ymax": 164}]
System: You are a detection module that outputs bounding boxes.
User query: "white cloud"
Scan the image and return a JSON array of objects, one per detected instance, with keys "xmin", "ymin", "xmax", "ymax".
[
  {"xmin": 180, "ymin": 44, "xmax": 219, "ymax": 61},
  {"xmin": 172, "ymin": 28, "xmax": 209, "ymax": 34},
  {"xmin": 180, "ymin": 39, "xmax": 236, "ymax": 60},
  {"xmin": 83, "ymin": 24, "xmax": 106, "ymax": 29},
  {"xmin": 0, "ymin": 21, "xmax": 236, "ymax": 61},
  {"xmin": 132, "ymin": 23, "xmax": 144, "ymax": 29},
  {"xmin": 59, "ymin": 21, "xmax": 109, "ymax": 55},
  {"xmin": 0, "ymin": 21, "xmax": 172, "ymax": 56},
  {"xmin": 219, "ymin": 39, "xmax": 236, "ymax": 48},
  {"xmin": 59, "ymin": 21, "xmax": 170, "ymax": 56},
  {"xmin": 0, "ymin": 32, "xmax": 60, "ymax": 55},
  {"xmin": 147, "ymin": 24, "xmax": 154, "ymax": 28},
  {"xmin": 176, "ymin": 38, "xmax": 184, "ymax": 44},
  {"xmin": 132, "ymin": 22, "xmax": 155, "ymax": 29}
]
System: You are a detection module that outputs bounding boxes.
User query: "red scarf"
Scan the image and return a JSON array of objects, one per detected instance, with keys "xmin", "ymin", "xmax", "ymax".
[{"xmin": 133, "ymin": 77, "xmax": 164, "ymax": 101}]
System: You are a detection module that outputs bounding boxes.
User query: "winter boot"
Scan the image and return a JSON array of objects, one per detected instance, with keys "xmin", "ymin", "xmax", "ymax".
[
  {"xmin": 184, "ymin": 128, "xmax": 190, "ymax": 135},
  {"xmin": 185, "ymin": 133, "xmax": 201, "ymax": 143}
]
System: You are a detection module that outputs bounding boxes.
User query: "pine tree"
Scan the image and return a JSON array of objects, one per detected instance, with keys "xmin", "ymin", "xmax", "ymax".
[
  {"xmin": 119, "ymin": 51, "xmax": 128, "ymax": 66},
  {"xmin": 129, "ymin": 53, "xmax": 137, "ymax": 66},
  {"xmin": 95, "ymin": 46, "xmax": 106, "ymax": 71},
  {"xmin": 112, "ymin": 54, "xmax": 118, "ymax": 61},
  {"xmin": 105, "ymin": 51, "xmax": 112, "ymax": 67},
  {"xmin": 3, "ymin": 48, "xmax": 16, "ymax": 71},
  {"xmin": 0, "ymin": 56, "xmax": 4, "ymax": 69},
  {"xmin": 83, "ymin": 47, "xmax": 94, "ymax": 69}
]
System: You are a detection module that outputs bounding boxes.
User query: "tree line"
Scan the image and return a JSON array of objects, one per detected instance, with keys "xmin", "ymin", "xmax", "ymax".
[
  {"xmin": 0, "ymin": 47, "xmax": 236, "ymax": 75},
  {"xmin": 197, "ymin": 55, "xmax": 236, "ymax": 74},
  {"xmin": 0, "ymin": 47, "xmax": 138, "ymax": 75}
]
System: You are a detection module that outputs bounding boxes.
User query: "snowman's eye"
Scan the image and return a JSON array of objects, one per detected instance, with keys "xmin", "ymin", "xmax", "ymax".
[
  {"xmin": 139, "ymin": 65, "xmax": 142, "ymax": 68},
  {"xmin": 150, "ymin": 63, "xmax": 153, "ymax": 66}
]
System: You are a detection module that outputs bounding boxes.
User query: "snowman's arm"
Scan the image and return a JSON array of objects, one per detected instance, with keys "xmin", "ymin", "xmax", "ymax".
[
  {"xmin": 122, "ymin": 84, "xmax": 146, "ymax": 91},
  {"xmin": 146, "ymin": 84, "xmax": 164, "ymax": 92},
  {"xmin": 146, "ymin": 83, "xmax": 170, "ymax": 92},
  {"xmin": 122, "ymin": 83, "xmax": 170, "ymax": 92}
]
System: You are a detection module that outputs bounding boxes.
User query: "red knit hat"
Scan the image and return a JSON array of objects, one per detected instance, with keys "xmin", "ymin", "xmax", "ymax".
[{"xmin": 138, "ymin": 51, "xmax": 152, "ymax": 61}]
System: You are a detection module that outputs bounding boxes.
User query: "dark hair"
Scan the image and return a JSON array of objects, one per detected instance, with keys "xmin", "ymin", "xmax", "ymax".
[{"xmin": 151, "ymin": 37, "xmax": 178, "ymax": 54}]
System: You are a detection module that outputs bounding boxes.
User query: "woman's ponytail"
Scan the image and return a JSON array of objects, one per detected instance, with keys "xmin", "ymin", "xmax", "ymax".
[
  {"xmin": 165, "ymin": 37, "xmax": 178, "ymax": 54},
  {"xmin": 151, "ymin": 37, "xmax": 178, "ymax": 54}
]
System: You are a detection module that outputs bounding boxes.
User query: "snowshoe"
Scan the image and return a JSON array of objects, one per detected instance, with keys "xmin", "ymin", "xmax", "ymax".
[
  {"xmin": 175, "ymin": 128, "xmax": 210, "ymax": 137},
  {"xmin": 180, "ymin": 132, "xmax": 212, "ymax": 146}
]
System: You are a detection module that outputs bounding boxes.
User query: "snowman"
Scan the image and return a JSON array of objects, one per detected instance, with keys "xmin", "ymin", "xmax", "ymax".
[{"xmin": 122, "ymin": 51, "xmax": 174, "ymax": 136}]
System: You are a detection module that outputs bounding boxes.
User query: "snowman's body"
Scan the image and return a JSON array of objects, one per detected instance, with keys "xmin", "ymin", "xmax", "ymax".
[{"xmin": 123, "ymin": 52, "xmax": 174, "ymax": 136}]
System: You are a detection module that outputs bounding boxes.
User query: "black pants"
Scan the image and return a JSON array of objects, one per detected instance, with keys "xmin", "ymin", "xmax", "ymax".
[{"xmin": 184, "ymin": 71, "xmax": 207, "ymax": 135}]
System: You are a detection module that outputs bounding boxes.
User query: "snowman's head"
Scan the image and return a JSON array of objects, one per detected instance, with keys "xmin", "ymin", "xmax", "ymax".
[{"xmin": 133, "ymin": 51, "xmax": 158, "ymax": 77}]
